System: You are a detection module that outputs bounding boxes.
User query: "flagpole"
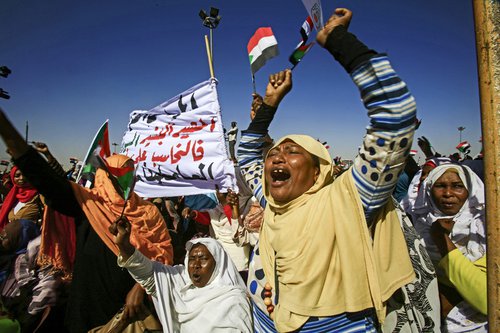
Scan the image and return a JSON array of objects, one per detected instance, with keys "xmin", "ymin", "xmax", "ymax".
[
  {"xmin": 473, "ymin": 1, "xmax": 500, "ymax": 329},
  {"xmin": 251, "ymin": 74, "xmax": 256, "ymax": 94},
  {"xmin": 119, "ymin": 197, "xmax": 128, "ymax": 220},
  {"xmin": 205, "ymin": 35, "xmax": 215, "ymax": 79}
]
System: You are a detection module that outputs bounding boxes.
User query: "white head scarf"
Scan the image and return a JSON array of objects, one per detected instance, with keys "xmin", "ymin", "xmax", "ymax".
[
  {"xmin": 400, "ymin": 157, "xmax": 453, "ymax": 213},
  {"xmin": 411, "ymin": 164, "xmax": 486, "ymax": 267},
  {"xmin": 152, "ymin": 238, "xmax": 252, "ymax": 333}
]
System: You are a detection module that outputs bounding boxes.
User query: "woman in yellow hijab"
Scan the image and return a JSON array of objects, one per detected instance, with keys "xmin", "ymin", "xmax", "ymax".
[{"xmin": 238, "ymin": 8, "xmax": 417, "ymax": 333}]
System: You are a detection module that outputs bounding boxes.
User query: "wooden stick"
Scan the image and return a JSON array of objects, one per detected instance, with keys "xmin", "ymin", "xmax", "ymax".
[
  {"xmin": 472, "ymin": 1, "xmax": 500, "ymax": 331},
  {"xmin": 205, "ymin": 35, "xmax": 215, "ymax": 78}
]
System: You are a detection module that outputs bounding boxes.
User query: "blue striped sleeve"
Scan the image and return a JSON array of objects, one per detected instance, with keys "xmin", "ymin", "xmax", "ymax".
[
  {"xmin": 351, "ymin": 55, "xmax": 417, "ymax": 221},
  {"xmin": 237, "ymin": 131, "xmax": 268, "ymax": 208}
]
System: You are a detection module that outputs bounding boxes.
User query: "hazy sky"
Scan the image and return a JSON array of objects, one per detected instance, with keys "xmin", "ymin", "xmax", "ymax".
[{"xmin": 1, "ymin": 0, "xmax": 481, "ymax": 167}]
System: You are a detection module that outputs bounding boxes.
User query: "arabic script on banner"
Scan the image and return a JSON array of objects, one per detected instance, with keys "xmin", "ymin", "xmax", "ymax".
[{"xmin": 121, "ymin": 79, "xmax": 236, "ymax": 198}]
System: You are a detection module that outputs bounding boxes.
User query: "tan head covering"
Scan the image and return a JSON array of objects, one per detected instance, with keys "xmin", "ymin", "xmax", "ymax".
[
  {"xmin": 71, "ymin": 154, "xmax": 172, "ymax": 264},
  {"xmin": 260, "ymin": 135, "xmax": 414, "ymax": 331}
]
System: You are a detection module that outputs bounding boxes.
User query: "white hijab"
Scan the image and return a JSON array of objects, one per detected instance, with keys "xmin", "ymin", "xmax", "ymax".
[
  {"xmin": 400, "ymin": 157, "xmax": 453, "ymax": 214},
  {"xmin": 152, "ymin": 238, "xmax": 252, "ymax": 333},
  {"xmin": 411, "ymin": 164, "xmax": 486, "ymax": 268}
]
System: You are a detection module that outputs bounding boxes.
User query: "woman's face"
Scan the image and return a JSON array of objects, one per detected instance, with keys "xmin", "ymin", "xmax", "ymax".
[
  {"xmin": 431, "ymin": 170, "xmax": 469, "ymax": 215},
  {"xmin": 188, "ymin": 244, "xmax": 216, "ymax": 288},
  {"xmin": 264, "ymin": 140, "xmax": 319, "ymax": 204},
  {"xmin": 13, "ymin": 169, "xmax": 26, "ymax": 186}
]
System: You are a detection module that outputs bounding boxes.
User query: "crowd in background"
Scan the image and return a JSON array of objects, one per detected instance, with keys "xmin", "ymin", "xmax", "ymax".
[{"xmin": 0, "ymin": 7, "xmax": 488, "ymax": 333}]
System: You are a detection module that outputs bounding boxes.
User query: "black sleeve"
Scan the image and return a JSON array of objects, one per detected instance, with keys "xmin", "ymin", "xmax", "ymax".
[
  {"xmin": 246, "ymin": 103, "xmax": 278, "ymax": 134},
  {"xmin": 13, "ymin": 148, "xmax": 82, "ymax": 217},
  {"xmin": 47, "ymin": 157, "xmax": 67, "ymax": 178},
  {"xmin": 405, "ymin": 156, "xmax": 420, "ymax": 180},
  {"xmin": 324, "ymin": 25, "xmax": 377, "ymax": 74}
]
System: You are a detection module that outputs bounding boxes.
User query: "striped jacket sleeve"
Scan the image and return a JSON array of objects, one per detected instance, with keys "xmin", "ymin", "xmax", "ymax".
[
  {"xmin": 237, "ymin": 132, "xmax": 268, "ymax": 208},
  {"xmin": 350, "ymin": 55, "xmax": 417, "ymax": 221}
]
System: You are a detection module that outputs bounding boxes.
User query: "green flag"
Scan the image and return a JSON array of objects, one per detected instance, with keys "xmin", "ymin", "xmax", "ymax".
[{"xmin": 76, "ymin": 120, "xmax": 111, "ymax": 183}]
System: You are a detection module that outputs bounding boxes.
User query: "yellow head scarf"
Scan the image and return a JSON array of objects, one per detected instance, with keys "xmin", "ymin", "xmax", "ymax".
[
  {"xmin": 260, "ymin": 135, "xmax": 414, "ymax": 332},
  {"xmin": 71, "ymin": 154, "xmax": 173, "ymax": 264}
]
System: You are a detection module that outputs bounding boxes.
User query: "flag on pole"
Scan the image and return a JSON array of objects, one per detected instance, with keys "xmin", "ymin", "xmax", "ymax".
[
  {"xmin": 247, "ymin": 27, "xmax": 279, "ymax": 74},
  {"xmin": 456, "ymin": 141, "xmax": 471, "ymax": 153},
  {"xmin": 410, "ymin": 149, "xmax": 418, "ymax": 156},
  {"xmin": 76, "ymin": 120, "xmax": 111, "ymax": 183},
  {"xmin": 106, "ymin": 162, "xmax": 136, "ymax": 200},
  {"xmin": 299, "ymin": 16, "xmax": 314, "ymax": 41},
  {"xmin": 301, "ymin": 0, "xmax": 324, "ymax": 31},
  {"xmin": 289, "ymin": 16, "xmax": 315, "ymax": 67},
  {"xmin": 289, "ymin": 42, "xmax": 314, "ymax": 66}
]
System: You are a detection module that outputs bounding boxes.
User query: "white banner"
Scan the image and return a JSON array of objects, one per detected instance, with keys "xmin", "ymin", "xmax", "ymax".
[
  {"xmin": 301, "ymin": 0, "xmax": 324, "ymax": 31},
  {"xmin": 121, "ymin": 79, "xmax": 237, "ymax": 198}
]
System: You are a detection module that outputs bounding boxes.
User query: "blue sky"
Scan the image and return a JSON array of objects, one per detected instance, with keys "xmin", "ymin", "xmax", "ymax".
[{"xmin": 0, "ymin": 0, "xmax": 481, "ymax": 167}]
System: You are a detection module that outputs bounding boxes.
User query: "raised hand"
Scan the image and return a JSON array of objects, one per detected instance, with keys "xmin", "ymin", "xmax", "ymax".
[
  {"xmin": 226, "ymin": 189, "xmax": 239, "ymax": 208},
  {"xmin": 417, "ymin": 136, "xmax": 434, "ymax": 158},
  {"xmin": 263, "ymin": 69, "xmax": 292, "ymax": 107},
  {"xmin": 316, "ymin": 8, "xmax": 353, "ymax": 47},
  {"xmin": 250, "ymin": 93, "xmax": 263, "ymax": 120},
  {"xmin": 109, "ymin": 216, "xmax": 135, "ymax": 259},
  {"xmin": 32, "ymin": 141, "xmax": 49, "ymax": 154}
]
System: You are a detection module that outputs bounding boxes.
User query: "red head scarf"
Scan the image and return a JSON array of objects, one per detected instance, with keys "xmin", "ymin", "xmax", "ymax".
[{"xmin": 0, "ymin": 166, "xmax": 39, "ymax": 230}]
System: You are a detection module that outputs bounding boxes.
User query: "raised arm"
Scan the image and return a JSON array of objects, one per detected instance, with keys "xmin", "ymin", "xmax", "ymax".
[
  {"xmin": 237, "ymin": 71, "xmax": 292, "ymax": 207},
  {"xmin": 318, "ymin": 9, "xmax": 417, "ymax": 221},
  {"xmin": 0, "ymin": 109, "xmax": 81, "ymax": 216},
  {"xmin": 32, "ymin": 141, "xmax": 67, "ymax": 178},
  {"xmin": 112, "ymin": 217, "xmax": 157, "ymax": 297}
]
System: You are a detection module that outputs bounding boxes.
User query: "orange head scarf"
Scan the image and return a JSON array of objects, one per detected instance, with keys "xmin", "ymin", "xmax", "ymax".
[{"xmin": 70, "ymin": 154, "xmax": 172, "ymax": 264}]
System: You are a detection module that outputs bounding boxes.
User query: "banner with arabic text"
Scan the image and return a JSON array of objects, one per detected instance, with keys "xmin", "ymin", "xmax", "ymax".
[{"xmin": 121, "ymin": 79, "xmax": 237, "ymax": 198}]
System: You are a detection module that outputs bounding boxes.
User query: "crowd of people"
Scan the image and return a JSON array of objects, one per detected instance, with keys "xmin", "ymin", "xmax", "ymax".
[{"xmin": 0, "ymin": 8, "xmax": 488, "ymax": 333}]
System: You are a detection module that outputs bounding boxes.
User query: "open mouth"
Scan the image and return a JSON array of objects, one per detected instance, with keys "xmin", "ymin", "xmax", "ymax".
[
  {"xmin": 192, "ymin": 273, "xmax": 201, "ymax": 281},
  {"xmin": 271, "ymin": 168, "xmax": 290, "ymax": 184}
]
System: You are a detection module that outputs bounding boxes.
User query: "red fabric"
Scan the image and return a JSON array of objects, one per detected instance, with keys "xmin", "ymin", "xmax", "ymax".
[
  {"xmin": 37, "ymin": 207, "xmax": 76, "ymax": 280},
  {"xmin": 193, "ymin": 210, "xmax": 211, "ymax": 226},
  {"xmin": 423, "ymin": 160, "xmax": 437, "ymax": 169},
  {"xmin": 223, "ymin": 205, "xmax": 233, "ymax": 224},
  {"xmin": 0, "ymin": 166, "xmax": 39, "ymax": 230},
  {"xmin": 193, "ymin": 206, "xmax": 233, "ymax": 226},
  {"xmin": 247, "ymin": 27, "xmax": 275, "ymax": 52}
]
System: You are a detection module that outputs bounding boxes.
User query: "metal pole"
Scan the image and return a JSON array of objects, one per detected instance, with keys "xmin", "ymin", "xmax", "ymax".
[
  {"xmin": 25, "ymin": 121, "xmax": 28, "ymax": 143},
  {"xmin": 472, "ymin": 1, "xmax": 500, "ymax": 331}
]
